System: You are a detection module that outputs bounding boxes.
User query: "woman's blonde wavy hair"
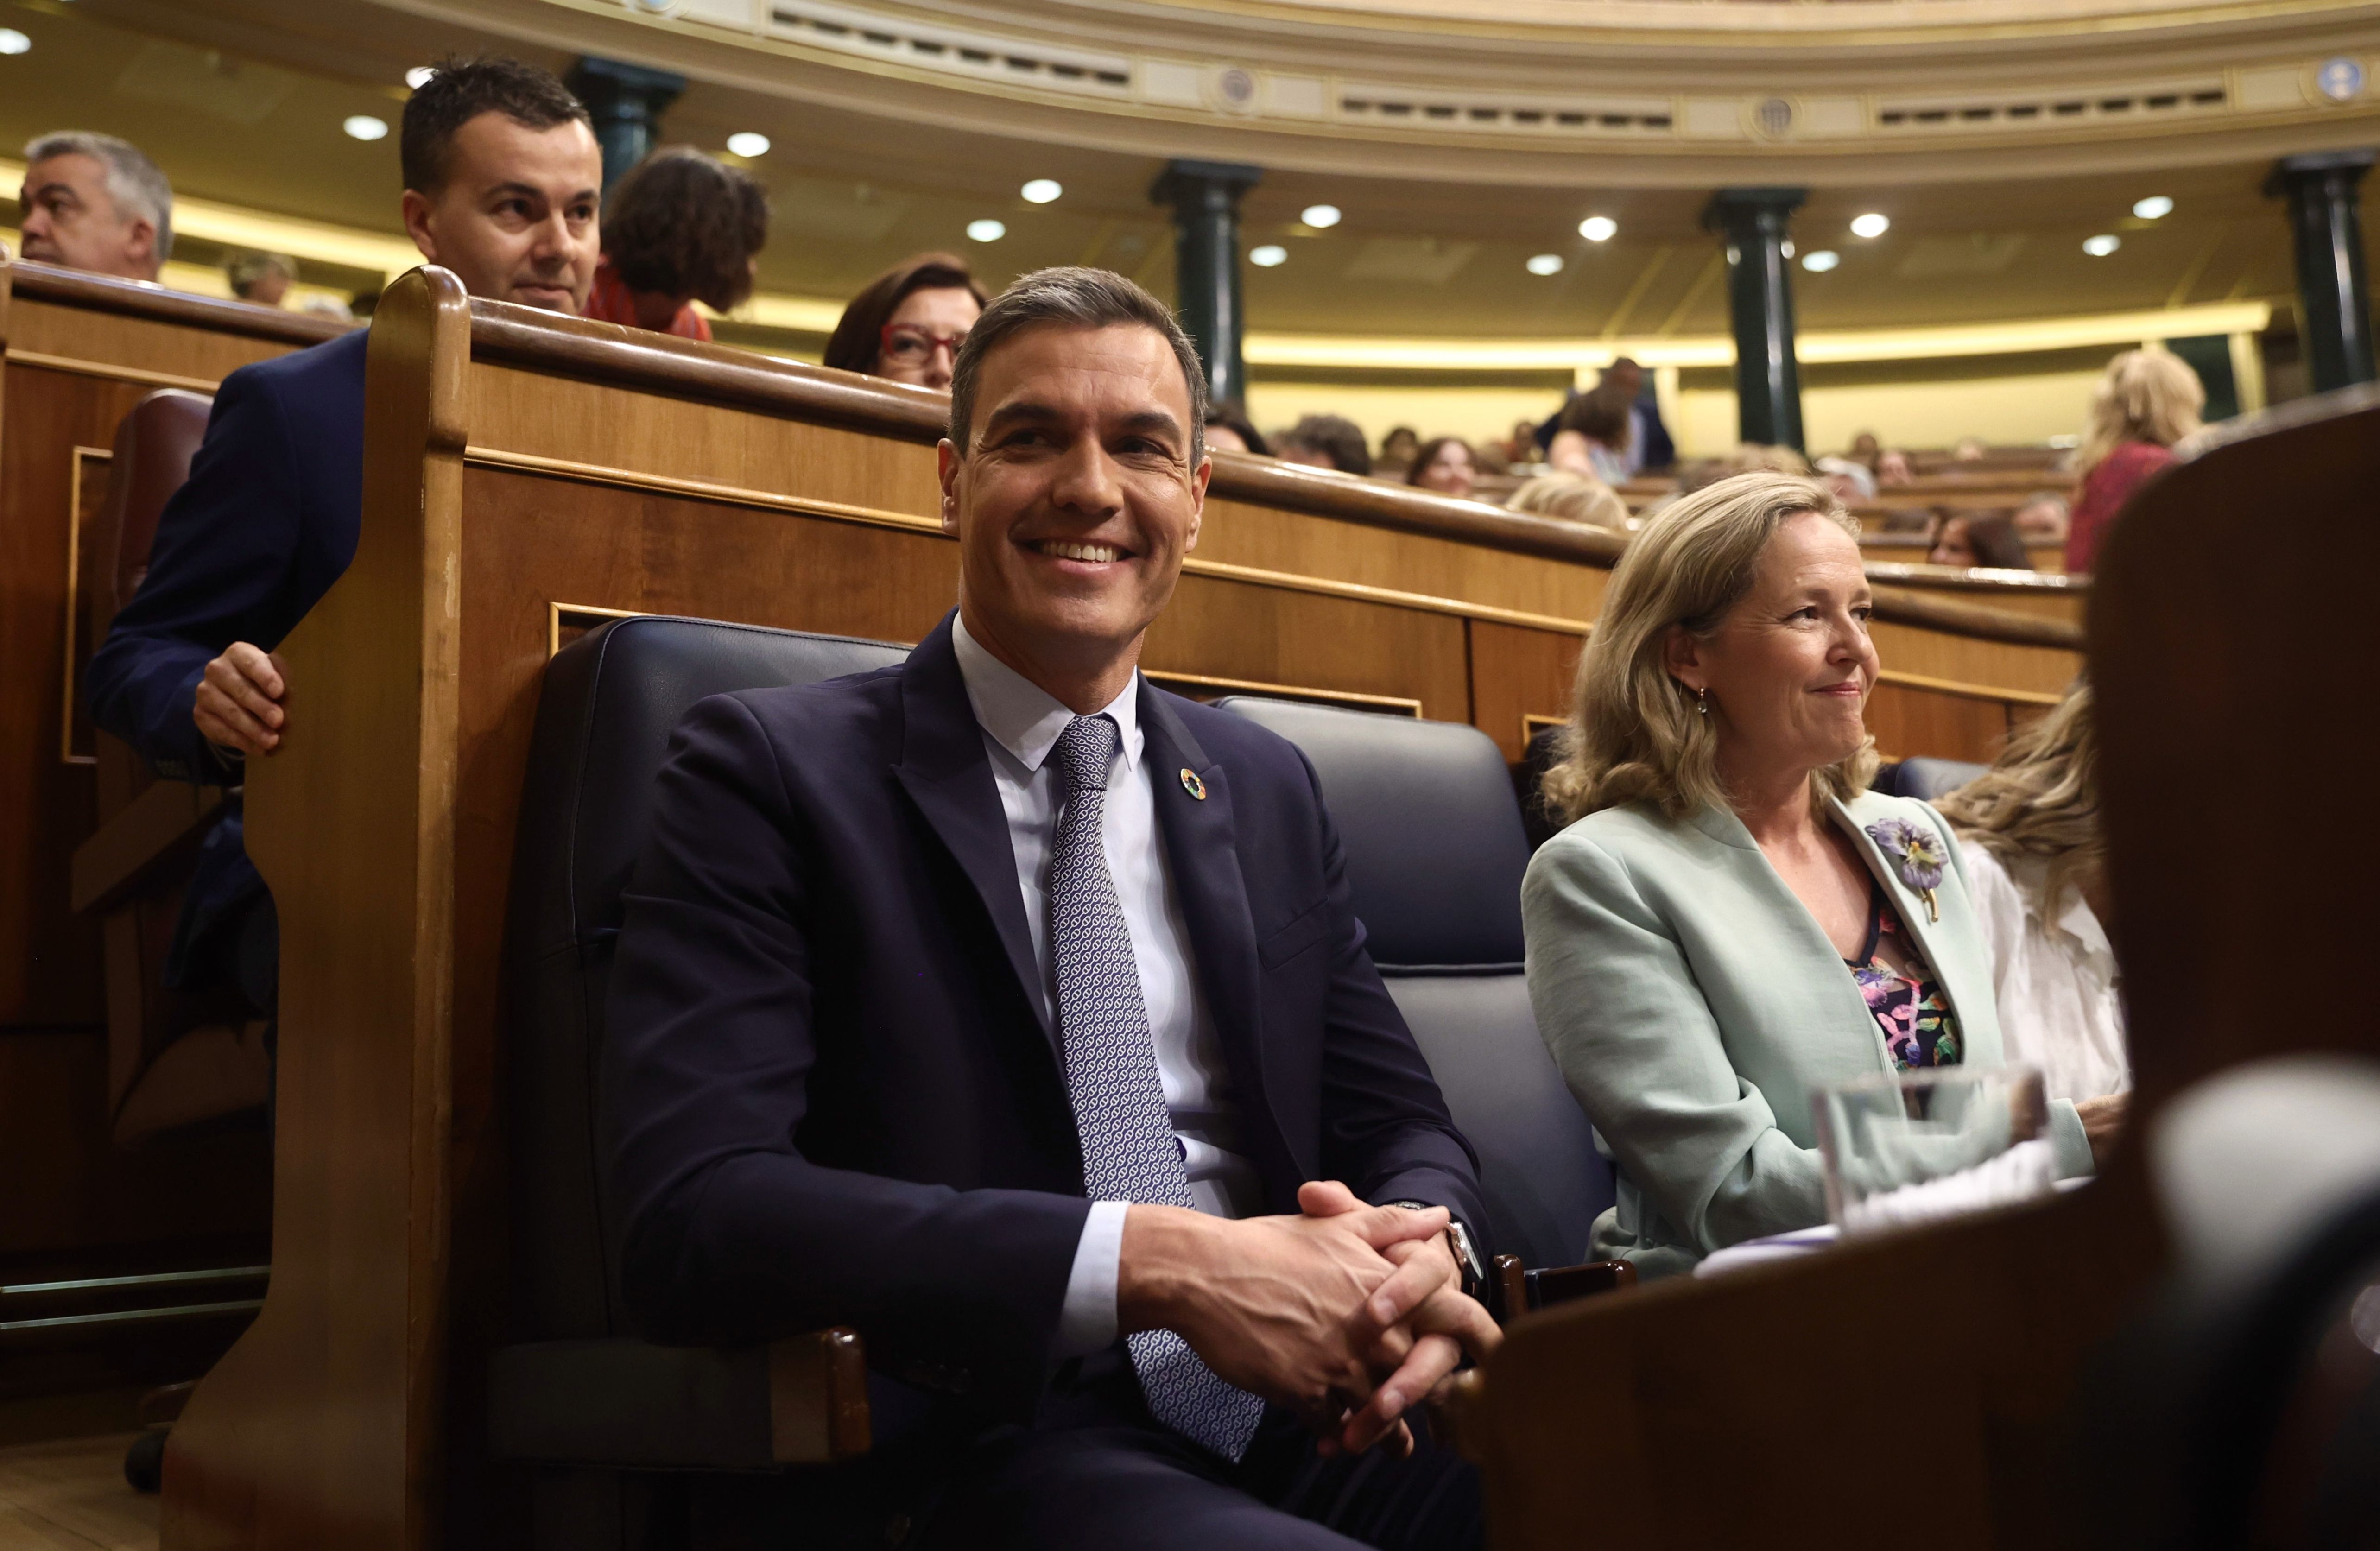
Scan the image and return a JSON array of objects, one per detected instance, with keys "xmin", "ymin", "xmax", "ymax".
[
  {"xmin": 2076, "ymin": 348, "xmax": 2204, "ymax": 477},
  {"xmin": 1541, "ymin": 471, "xmax": 1877, "ymax": 825},
  {"xmin": 1931, "ymin": 679, "xmax": 2102, "ymax": 911}
]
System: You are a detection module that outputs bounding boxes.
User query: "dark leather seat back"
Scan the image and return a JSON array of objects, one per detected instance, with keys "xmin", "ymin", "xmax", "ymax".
[
  {"xmin": 1211, "ymin": 698, "xmax": 1612, "ymax": 1270},
  {"xmin": 1874, "ymin": 756, "xmax": 1988, "ymax": 802},
  {"xmin": 101, "ymin": 389, "xmax": 213, "ymax": 614},
  {"xmin": 507, "ymin": 616, "xmax": 907, "ymax": 1343}
]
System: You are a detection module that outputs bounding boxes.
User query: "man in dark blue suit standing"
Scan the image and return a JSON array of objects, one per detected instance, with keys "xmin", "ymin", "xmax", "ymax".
[
  {"xmin": 84, "ymin": 57, "xmax": 603, "ymax": 1013},
  {"xmin": 608, "ymin": 268, "xmax": 1500, "ymax": 1549}
]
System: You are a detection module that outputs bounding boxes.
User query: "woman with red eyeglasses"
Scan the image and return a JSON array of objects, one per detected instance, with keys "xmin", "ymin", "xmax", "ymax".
[{"xmin": 823, "ymin": 252, "xmax": 988, "ymax": 391}]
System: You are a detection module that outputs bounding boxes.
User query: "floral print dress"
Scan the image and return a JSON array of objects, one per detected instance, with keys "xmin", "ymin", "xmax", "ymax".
[{"xmin": 1844, "ymin": 880, "xmax": 1963, "ymax": 1070}]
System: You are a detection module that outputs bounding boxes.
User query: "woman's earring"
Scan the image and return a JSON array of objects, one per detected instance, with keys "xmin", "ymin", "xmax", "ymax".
[{"xmin": 1696, "ymin": 686, "xmax": 1709, "ymax": 717}]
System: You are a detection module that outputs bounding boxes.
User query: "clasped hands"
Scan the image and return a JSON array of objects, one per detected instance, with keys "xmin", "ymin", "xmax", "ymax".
[{"xmin": 1117, "ymin": 1181, "xmax": 1500, "ymax": 1459}]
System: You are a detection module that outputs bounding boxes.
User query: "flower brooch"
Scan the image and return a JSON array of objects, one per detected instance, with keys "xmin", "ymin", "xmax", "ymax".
[{"xmin": 1866, "ymin": 818, "xmax": 1945, "ymax": 923}]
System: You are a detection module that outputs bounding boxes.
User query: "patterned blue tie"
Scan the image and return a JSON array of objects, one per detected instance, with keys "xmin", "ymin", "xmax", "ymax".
[{"xmin": 1048, "ymin": 713, "xmax": 1266, "ymax": 1462}]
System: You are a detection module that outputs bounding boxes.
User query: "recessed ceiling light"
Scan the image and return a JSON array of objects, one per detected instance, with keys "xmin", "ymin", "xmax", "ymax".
[
  {"xmin": 1781, "ymin": 240, "xmax": 1797, "ymax": 259},
  {"xmin": 1849, "ymin": 212, "xmax": 1890, "ymax": 239},
  {"xmin": 726, "ymin": 132, "xmax": 771, "ymax": 158},
  {"xmin": 1802, "ymin": 249, "xmax": 1841, "ymax": 272},
  {"xmin": 2083, "ymin": 233, "xmax": 2122, "ymax": 257},
  {"xmin": 1250, "ymin": 244, "xmax": 1288, "ymax": 267},
  {"xmin": 1526, "ymin": 253, "xmax": 1565, "ymax": 276},
  {"xmin": 1020, "ymin": 178, "xmax": 1062, "ymax": 204},
  {"xmin": 967, "ymin": 218, "xmax": 1007, "ymax": 242},
  {"xmin": 1299, "ymin": 203, "xmax": 1342, "ymax": 228},
  {"xmin": 2132, "ymin": 195, "xmax": 2174, "ymax": 220},
  {"xmin": 343, "ymin": 114, "xmax": 389, "ymax": 141},
  {"xmin": 1578, "ymin": 215, "xmax": 1617, "ymax": 242},
  {"xmin": 0, "ymin": 29, "xmax": 29, "ymax": 55},
  {"xmin": 405, "ymin": 65, "xmax": 436, "ymax": 89}
]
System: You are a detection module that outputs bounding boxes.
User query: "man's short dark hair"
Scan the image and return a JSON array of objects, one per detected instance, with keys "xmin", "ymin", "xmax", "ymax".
[
  {"xmin": 602, "ymin": 146, "xmax": 769, "ymax": 310},
  {"xmin": 1281, "ymin": 414, "xmax": 1370, "ymax": 476},
  {"xmin": 400, "ymin": 57, "xmax": 590, "ymax": 195},
  {"xmin": 948, "ymin": 267, "xmax": 1208, "ymax": 467}
]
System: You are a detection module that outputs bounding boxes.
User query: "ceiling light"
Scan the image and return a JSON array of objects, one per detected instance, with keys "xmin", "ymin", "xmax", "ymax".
[
  {"xmin": 1780, "ymin": 240, "xmax": 1796, "ymax": 259},
  {"xmin": 2132, "ymin": 195, "xmax": 2174, "ymax": 220},
  {"xmin": 967, "ymin": 218, "xmax": 1007, "ymax": 242},
  {"xmin": 0, "ymin": 29, "xmax": 28, "ymax": 55},
  {"xmin": 2083, "ymin": 234, "xmax": 2121, "ymax": 257},
  {"xmin": 1020, "ymin": 178, "xmax": 1063, "ymax": 204},
  {"xmin": 726, "ymin": 132, "xmax": 771, "ymax": 158},
  {"xmin": 1849, "ymin": 212, "xmax": 1890, "ymax": 239},
  {"xmin": 405, "ymin": 66, "xmax": 436, "ymax": 89},
  {"xmin": 1250, "ymin": 244, "xmax": 1288, "ymax": 267},
  {"xmin": 343, "ymin": 115, "xmax": 389, "ymax": 142},
  {"xmin": 1802, "ymin": 249, "xmax": 1840, "ymax": 272},
  {"xmin": 1578, "ymin": 215, "xmax": 1617, "ymax": 242},
  {"xmin": 1526, "ymin": 253, "xmax": 1565, "ymax": 276},
  {"xmin": 1299, "ymin": 203, "xmax": 1342, "ymax": 228}
]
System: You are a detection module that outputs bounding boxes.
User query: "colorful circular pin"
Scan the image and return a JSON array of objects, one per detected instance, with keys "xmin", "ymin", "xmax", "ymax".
[{"xmin": 1179, "ymin": 768, "xmax": 1207, "ymax": 800}]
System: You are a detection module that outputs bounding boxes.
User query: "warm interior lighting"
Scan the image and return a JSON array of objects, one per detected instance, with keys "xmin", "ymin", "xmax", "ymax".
[
  {"xmin": 343, "ymin": 115, "xmax": 388, "ymax": 142},
  {"xmin": 1526, "ymin": 253, "xmax": 1564, "ymax": 275},
  {"xmin": 2083, "ymin": 234, "xmax": 2122, "ymax": 256},
  {"xmin": 1020, "ymin": 178, "xmax": 1062, "ymax": 204},
  {"xmin": 1850, "ymin": 213, "xmax": 1891, "ymax": 239},
  {"xmin": 1300, "ymin": 203, "xmax": 1342, "ymax": 228},
  {"xmin": 0, "ymin": 28, "xmax": 33, "ymax": 53},
  {"xmin": 405, "ymin": 66, "xmax": 435, "ymax": 89},
  {"xmin": 1578, "ymin": 215, "xmax": 1617, "ymax": 242},
  {"xmin": 2132, "ymin": 195, "xmax": 2174, "ymax": 220},
  {"xmin": 725, "ymin": 132, "xmax": 771, "ymax": 158},
  {"xmin": 1803, "ymin": 249, "xmax": 1840, "ymax": 272},
  {"xmin": 1250, "ymin": 244, "xmax": 1288, "ymax": 267},
  {"xmin": 966, "ymin": 218, "xmax": 1006, "ymax": 242}
]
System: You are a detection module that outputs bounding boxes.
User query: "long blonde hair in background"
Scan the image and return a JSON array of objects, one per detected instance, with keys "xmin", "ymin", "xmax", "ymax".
[
  {"xmin": 1540, "ymin": 471, "xmax": 1878, "ymax": 826},
  {"xmin": 1933, "ymin": 679, "xmax": 2103, "ymax": 912},
  {"xmin": 2076, "ymin": 348, "xmax": 2204, "ymax": 477}
]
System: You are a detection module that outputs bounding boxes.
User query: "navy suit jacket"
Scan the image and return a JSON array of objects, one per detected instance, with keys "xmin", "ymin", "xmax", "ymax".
[{"xmin": 608, "ymin": 614, "xmax": 1488, "ymax": 1427}]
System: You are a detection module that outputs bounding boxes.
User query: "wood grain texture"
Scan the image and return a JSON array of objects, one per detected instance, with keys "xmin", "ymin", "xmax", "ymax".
[{"xmin": 1468, "ymin": 623, "xmax": 1581, "ymax": 763}]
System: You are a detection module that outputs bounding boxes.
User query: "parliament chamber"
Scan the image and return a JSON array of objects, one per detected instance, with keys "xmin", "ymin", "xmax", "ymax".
[{"xmin": 2, "ymin": 0, "xmax": 2379, "ymax": 1547}]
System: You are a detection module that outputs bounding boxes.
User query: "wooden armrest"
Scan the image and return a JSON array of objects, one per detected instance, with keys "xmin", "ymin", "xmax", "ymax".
[
  {"xmin": 1492, "ymin": 1253, "xmax": 1638, "ymax": 1322},
  {"xmin": 71, "ymin": 780, "xmax": 227, "ymax": 913}
]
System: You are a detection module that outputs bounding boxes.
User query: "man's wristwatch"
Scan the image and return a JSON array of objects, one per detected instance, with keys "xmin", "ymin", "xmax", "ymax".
[{"xmin": 1389, "ymin": 1201, "xmax": 1487, "ymax": 1301}]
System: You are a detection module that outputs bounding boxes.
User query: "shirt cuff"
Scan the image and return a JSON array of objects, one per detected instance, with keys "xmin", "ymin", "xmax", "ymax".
[
  {"xmin": 1054, "ymin": 1199, "xmax": 1128, "ymax": 1358},
  {"xmin": 2047, "ymin": 1098, "xmax": 2095, "ymax": 1180}
]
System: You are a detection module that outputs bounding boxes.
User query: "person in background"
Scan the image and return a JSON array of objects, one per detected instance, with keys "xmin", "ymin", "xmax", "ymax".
[
  {"xmin": 2064, "ymin": 348, "xmax": 2203, "ymax": 575},
  {"xmin": 1812, "ymin": 455, "xmax": 1876, "ymax": 506},
  {"xmin": 1952, "ymin": 437, "xmax": 1989, "ymax": 462},
  {"xmin": 1847, "ymin": 430, "xmax": 1882, "ymax": 471},
  {"xmin": 1548, "ymin": 386, "xmax": 1633, "ymax": 486},
  {"xmin": 1378, "ymin": 424, "xmax": 1421, "ymax": 474},
  {"xmin": 1405, "ymin": 437, "xmax": 1476, "ymax": 500},
  {"xmin": 1506, "ymin": 471, "xmax": 1629, "ymax": 531},
  {"xmin": 1522, "ymin": 472, "xmax": 2115, "ymax": 1279},
  {"xmin": 1935, "ymin": 681, "xmax": 2130, "ymax": 1109},
  {"xmin": 2012, "ymin": 491, "xmax": 2070, "ymax": 544},
  {"xmin": 1276, "ymin": 413, "xmax": 1371, "ymax": 475},
  {"xmin": 1927, "ymin": 510, "xmax": 2031, "ymax": 570},
  {"xmin": 583, "ymin": 145, "xmax": 768, "ymax": 341},
  {"xmin": 227, "ymin": 251, "xmax": 296, "ymax": 307},
  {"xmin": 1203, "ymin": 399, "xmax": 1268, "ymax": 457},
  {"xmin": 18, "ymin": 131, "xmax": 171, "ymax": 282},
  {"xmin": 1500, "ymin": 418, "xmax": 1545, "ymax": 469},
  {"xmin": 1875, "ymin": 449, "xmax": 1914, "ymax": 487},
  {"xmin": 823, "ymin": 251, "xmax": 986, "ymax": 391},
  {"xmin": 1603, "ymin": 356, "xmax": 1675, "ymax": 474}
]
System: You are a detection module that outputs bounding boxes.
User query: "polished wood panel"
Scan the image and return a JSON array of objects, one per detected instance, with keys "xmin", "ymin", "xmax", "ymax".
[{"xmin": 1469, "ymin": 623, "xmax": 1582, "ymax": 763}]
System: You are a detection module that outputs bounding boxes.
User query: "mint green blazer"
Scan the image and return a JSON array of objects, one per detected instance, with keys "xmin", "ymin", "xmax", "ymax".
[{"xmin": 1520, "ymin": 789, "xmax": 2094, "ymax": 1280}]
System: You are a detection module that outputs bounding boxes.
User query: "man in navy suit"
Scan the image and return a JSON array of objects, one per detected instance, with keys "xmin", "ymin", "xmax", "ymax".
[
  {"xmin": 608, "ymin": 267, "xmax": 1500, "ymax": 1549},
  {"xmin": 84, "ymin": 57, "xmax": 602, "ymax": 1008}
]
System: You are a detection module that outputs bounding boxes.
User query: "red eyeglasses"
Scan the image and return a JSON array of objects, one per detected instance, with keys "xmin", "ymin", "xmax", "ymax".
[{"xmin": 880, "ymin": 323, "xmax": 968, "ymax": 367}]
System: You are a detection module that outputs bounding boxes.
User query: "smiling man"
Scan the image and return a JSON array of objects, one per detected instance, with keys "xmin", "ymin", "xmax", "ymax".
[
  {"xmin": 608, "ymin": 268, "xmax": 1499, "ymax": 1550},
  {"xmin": 85, "ymin": 57, "xmax": 600, "ymax": 1057}
]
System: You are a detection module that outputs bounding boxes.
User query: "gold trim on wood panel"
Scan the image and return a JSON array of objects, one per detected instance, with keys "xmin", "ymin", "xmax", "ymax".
[
  {"xmin": 1874, "ymin": 669, "xmax": 2064, "ymax": 707},
  {"xmin": 62, "ymin": 445, "xmax": 111, "ymax": 766},
  {"xmin": 6, "ymin": 348, "xmax": 220, "ymax": 394},
  {"xmin": 548, "ymin": 601, "xmax": 648, "ymax": 659},
  {"xmin": 1521, "ymin": 712, "xmax": 1565, "ymax": 744}
]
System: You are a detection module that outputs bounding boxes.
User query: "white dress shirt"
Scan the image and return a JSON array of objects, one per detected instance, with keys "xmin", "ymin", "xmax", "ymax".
[
  {"xmin": 951, "ymin": 617, "xmax": 1263, "ymax": 1359},
  {"xmin": 1962, "ymin": 845, "xmax": 2130, "ymax": 1104}
]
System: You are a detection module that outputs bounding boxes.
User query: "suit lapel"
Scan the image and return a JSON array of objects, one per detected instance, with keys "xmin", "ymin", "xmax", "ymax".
[
  {"xmin": 1832, "ymin": 795, "xmax": 1977, "ymax": 1036},
  {"xmin": 892, "ymin": 615, "xmax": 1053, "ymax": 1049}
]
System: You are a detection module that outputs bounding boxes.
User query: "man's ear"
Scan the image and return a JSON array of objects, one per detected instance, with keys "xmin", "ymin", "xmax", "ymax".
[
  {"xmin": 1661, "ymin": 623, "xmax": 1704, "ymax": 691},
  {"xmin": 125, "ymin": 218, "xmax": 158, "ymax": 273},
  {"xmin": 937, "ymin": 439, "xmax": 962, "ymax": 538},
  {"xmin": 401, "ymin": 189, "xmax": 439, "ymax": 263},
  {"xmin": 1184, "ymin": 454, "xmax": 1210, "ymax": 553}
]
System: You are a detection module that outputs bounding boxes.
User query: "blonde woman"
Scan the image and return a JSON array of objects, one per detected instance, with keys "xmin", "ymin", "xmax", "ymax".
[
  {"xmin": 1934, "ymin": 683, "xmax": 2130, "ymax": 1108},
  {"xmin": 2064, "ymin": 348, "xmax": 2204, "ymax": 574},
  {"xmin": 1506, "ymin": 470, "xmax": 1630, "ymax": 531},
  {"xmin": 1521, "ymin": 473, "xmax": 2112, "ymax": 1279}
]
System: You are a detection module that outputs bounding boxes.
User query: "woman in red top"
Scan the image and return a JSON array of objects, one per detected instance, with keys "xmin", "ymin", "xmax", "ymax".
[
  {"xmin": 582, "ymin": 146, "xmax": 769, "ymax": 342},
  {"xmin": 2064, "ymin": 348, "xmax": 2204, "ymax": 574}
]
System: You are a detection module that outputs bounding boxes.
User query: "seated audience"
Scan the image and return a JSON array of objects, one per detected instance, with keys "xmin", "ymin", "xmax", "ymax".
[
  {"xmin": 1547, "ymin": 386, "xmax": 1633, "ymax": 486},
  {"xmin": 227, "ymin": 250, "xmax": 295, "ymax": 307},
  {"xmin": 18, "ymin": 131, "xmax": 171, "ymax": 281},
  {"xmin": 85, "ymin": 56, "xmax": 602, "ymax": 1031},
  {"xmin": 1847, "ymin": 430, "xmax": 1882, "ymax": 470},
  {"xmin": 1277, "ymin": 413, "xmax": 1372, "ymax": 475},
  {"xmin": 2012, "ymin": 490, "xmax": 2071, "ymax": 543},
  {"xmin": 1812, "ymin": 455, "xmax": 1876, "ymax": 504},
  {"xmin": 1405, "ymin": 436, "xmax": 1476, "ymax": 500},
  {"xmin": 1952, "ymin": 436, "xmax": 1989, "ymax": 461},
  {"xmin": 1520, "ymin": 472, "xmax": 2111, "ymax": 1279},
  {"xmin": 2065, "ymin": 348, "xmax": 2203, "ymax": 575},
  {"xmin": 609, "ymin": 266, "xmax": 1495, "ymax": 1545},
  {"xmin": 1602, "ymin": 356, "xmax": 1674, "ymax": 473},
  {"xmin": 823, "ymin": 251, "xmax": 986, "ymax": 391},
  {"xmin": 1875, "ymin": 448, "xmax": 1913, "ymax": 487},
  {"xmin": 1498, "ymin": 417, "xmax": 1544, "ymax": 469},
  {"xmin": 1934, "ymin": 682, "xmax": 2130, "ymax": 1107},
  {"xmin": 1927, "ymin": 510, "xmax": 2031, "ymax": 570},
  {"xmin": 1203, "ymin": 399, "xmax": 1269, "ymax": 456},
  {"xmin": 1506, "ymin": 470, "xmax": 1628, "ymax": 531},
  {"xmin": 582, "ymin": 145, "xmax": 768, "ymax": 341},
  {"xmin": 1378, "ymin": 424, "xmax": 1422, "ymax": 473}
]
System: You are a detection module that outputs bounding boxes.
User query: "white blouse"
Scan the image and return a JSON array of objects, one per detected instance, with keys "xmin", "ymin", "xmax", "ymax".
[{"xmin": 1960, "ymin": 846, "xmax": 2130, "ymax": 1104}]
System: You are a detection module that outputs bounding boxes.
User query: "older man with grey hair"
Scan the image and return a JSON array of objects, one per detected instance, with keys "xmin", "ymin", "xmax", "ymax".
[{"xmin": 18, "ymin": 131, "xmax": 173, "ymax": 281}]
